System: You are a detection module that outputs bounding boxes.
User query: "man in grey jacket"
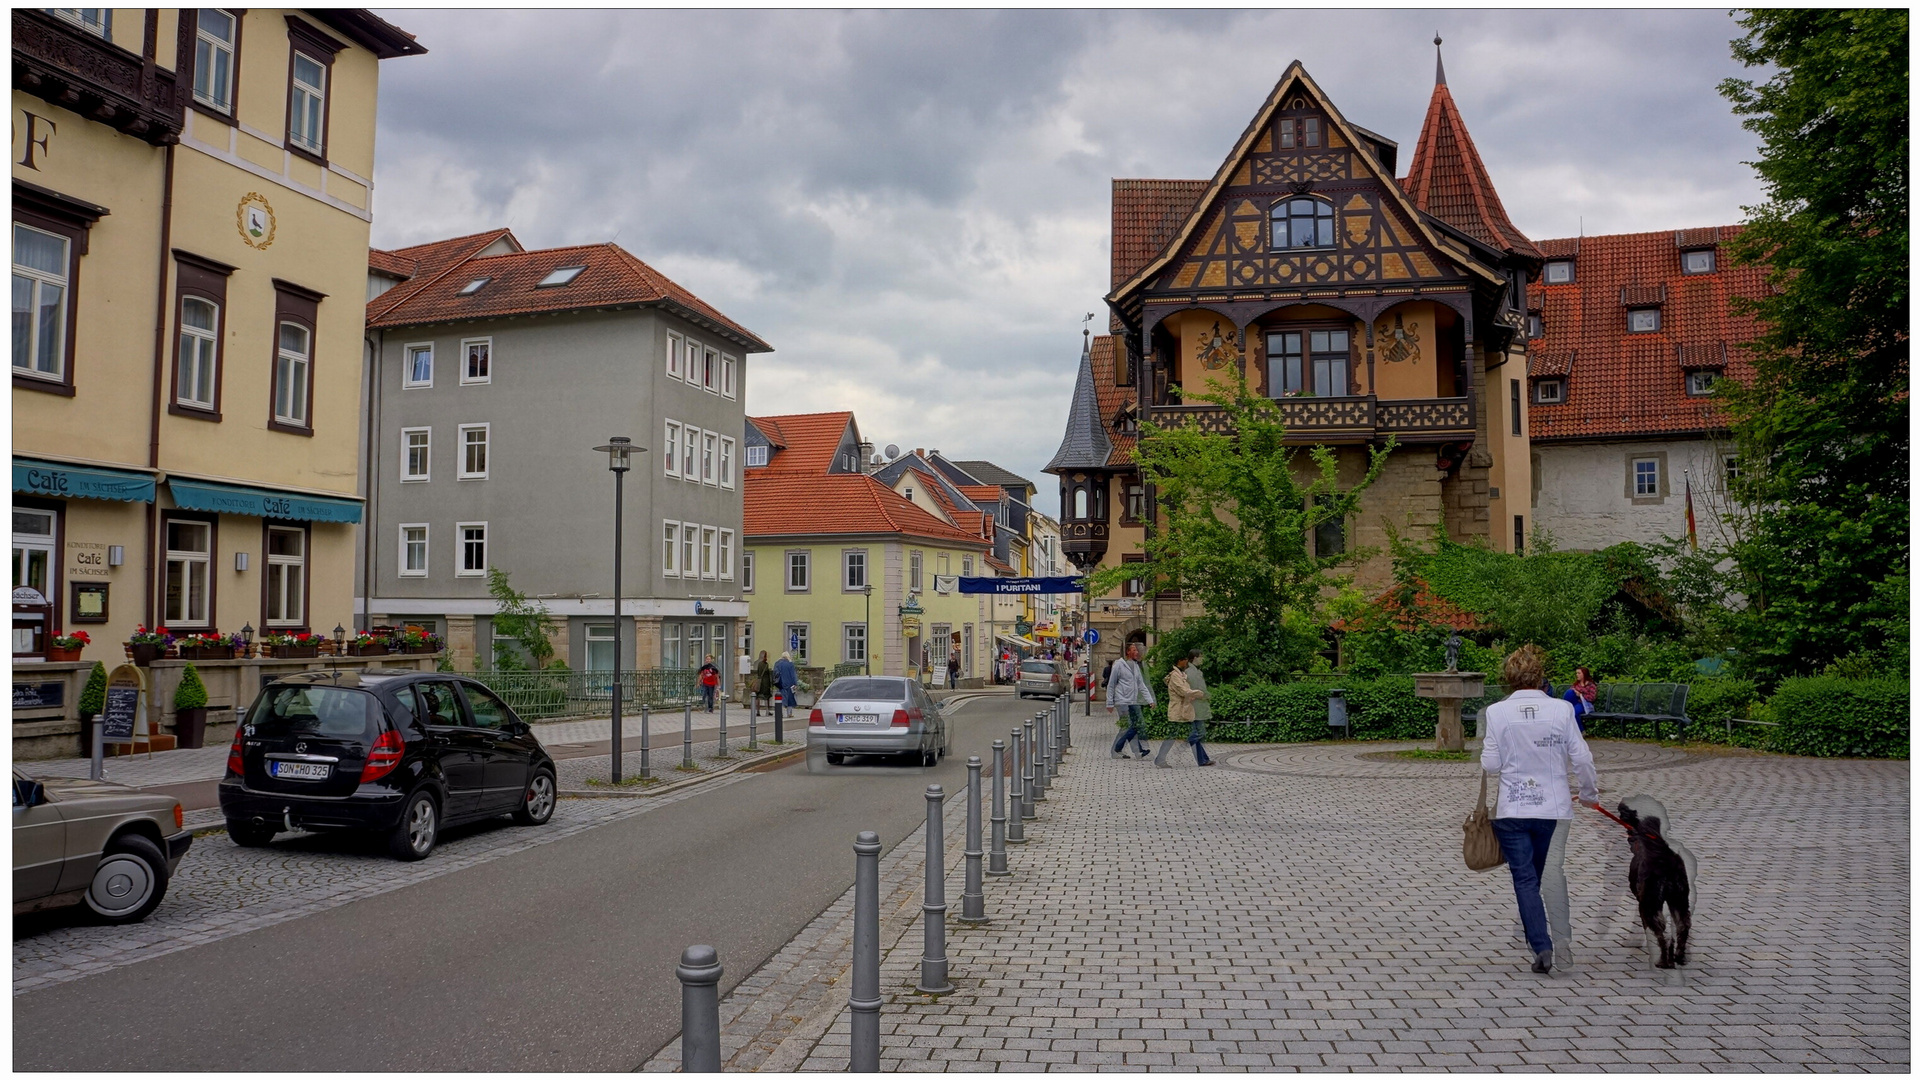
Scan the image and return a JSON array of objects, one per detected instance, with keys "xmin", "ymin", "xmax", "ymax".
[{"xmin": 1106, "ymin": 642, "xmax": 1155, "ymax": 759}]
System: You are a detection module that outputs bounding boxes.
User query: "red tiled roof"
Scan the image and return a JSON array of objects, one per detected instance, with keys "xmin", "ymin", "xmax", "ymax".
[
  {"xmin": 366, "ymin": 228, "xmax": 519, "ymax": 323},
  {"xmin": 367, "ymin": 239, "xmax": 770, "ymax": 350},
  {"xmin": 1528, "ymin": 226, "xmax": 1766, "ymax": 442},
  {"xmin": 1331, "ymin": 578, "xmax": 1486, "ymax": 633},
  {"xmin": 367, "ymin": 248, "xmax": 416, "ymax": 280},
  {"xmin": 747, "ymin": 412, "xmax": 854, "ymax": 475},
  {"xmin": 984, "ymin": 555, "xmax": 1017, "ymax": 575},
  {"xmin": 1110, "ymin": 179, "xmax": 1208, "ymax": 291},
  {"xmin": 958, "ymin": 484, "xmax": 1004, "ymax": 505},
  {"xmin": 744, "ymin": 472, "xmax": 991, "ymax": 549},
  {"xmin": 1401, "ymin": 83, "xmax": 1540, "ymax": 259}
]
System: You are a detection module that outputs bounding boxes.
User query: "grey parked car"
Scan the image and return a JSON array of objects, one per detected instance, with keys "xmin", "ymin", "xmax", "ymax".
[
  {"xmin": 13, "ymin": 769, "xmax": 193, "ymax": 924},
  {"xmin": 1016, "ymin": 659, "xmax": 1068, "ymax": 699},
  {"xmin": 807, "ymin": 676, "xmax": 948, "ymax": 766}
]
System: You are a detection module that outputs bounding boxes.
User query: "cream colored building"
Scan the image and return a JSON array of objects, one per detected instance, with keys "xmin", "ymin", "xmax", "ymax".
[{"xmin": 11, "ymin": 9, "xmax": 422, "ymax": 676}]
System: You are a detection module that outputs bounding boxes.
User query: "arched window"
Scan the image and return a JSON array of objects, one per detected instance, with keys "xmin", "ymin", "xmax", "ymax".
[
  {"xmin": 1271, "ymin": 196, "xmax": 1334, "ymax": 250},
  {"xmin": 1073, "ymin": 487, "xmax": 1088, "ymax": 519}
]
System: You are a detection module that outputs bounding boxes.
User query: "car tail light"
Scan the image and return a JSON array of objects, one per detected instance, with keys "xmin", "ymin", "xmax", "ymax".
[
  {"xmin": 226, "ymin": 728, "xmax": 245, "ymax": 777},
  {"xmin": 174, "ymin": 803, "xmax": 184, "ymax": 830},
  {"xmin": 891, "ymin": 709, "xmax": 911, "ymax": 727},
  {"xmin": 808, "ymin": 708, "xmax": 825, "ymax": 727},
  {"xmin": 361, "ymin": 729, "xmax": 405, "ymax": 783}
]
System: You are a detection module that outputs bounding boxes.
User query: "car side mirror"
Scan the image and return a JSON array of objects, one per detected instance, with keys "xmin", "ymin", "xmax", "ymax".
[{"xmin": 504, "ymin": 720, "xmax": 531, "ymax": 736}]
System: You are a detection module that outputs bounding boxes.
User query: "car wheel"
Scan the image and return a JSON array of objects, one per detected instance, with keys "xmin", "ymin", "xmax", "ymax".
[
  {"xmin": 388, "ymin": 790, "xmax": 439, "ymax": 861},
  {"xmin": 85, "ymin": 833, "xmax": 169, "ymax": 925},
  {"xmin": 920, "ymin": 743, "xmax": 937, "ymax": 767},
  {"xmin": 513, "ymin": 768, "xmax": 556, "ymax": 826},
  {"xmin": 825, "ymin": 753, "xmax": 845, "ymax": 766},
  {"xmin": 228, "ymin": 821, "xmax": 277, "ymax": 848}
]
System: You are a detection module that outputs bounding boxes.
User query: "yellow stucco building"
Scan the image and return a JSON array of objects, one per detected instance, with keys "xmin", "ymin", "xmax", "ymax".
[{"xmin": 11, "ymin": 10, "xmax": 422, "ymax": 675}]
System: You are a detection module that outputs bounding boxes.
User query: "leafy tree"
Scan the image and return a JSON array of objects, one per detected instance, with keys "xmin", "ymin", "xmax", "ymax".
[
  {"xmin": 1717, "ymin": 9, "xmax": 1909, "ymax": 682},
  {"xmin": 487, "ymin": 568, "xmax": 560, "ymax": 669},
  {"xmin": 1086, "ymin": 369, "xmax": 1390, "ymax": 685}
]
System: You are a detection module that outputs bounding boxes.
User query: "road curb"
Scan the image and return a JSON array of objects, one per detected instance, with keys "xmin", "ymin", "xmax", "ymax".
[{"xmin": 558, "ymin": 741, "xmax": 809, "ymax": 800}]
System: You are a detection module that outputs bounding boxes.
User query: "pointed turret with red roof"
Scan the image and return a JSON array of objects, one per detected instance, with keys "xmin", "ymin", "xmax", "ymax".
[{"xmin": 1400, "ymin": 36, "xmax": 1541, "ymax": 260}]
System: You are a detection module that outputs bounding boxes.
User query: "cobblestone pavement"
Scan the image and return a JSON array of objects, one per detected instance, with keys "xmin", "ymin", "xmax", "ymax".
[
  {"xmin": 648, "ymin": 722, "xmax": 1909, "ymax": 1072},
  {"xmin": 12, "ymin": 775, "xmax": 753, "ymax": 995}
]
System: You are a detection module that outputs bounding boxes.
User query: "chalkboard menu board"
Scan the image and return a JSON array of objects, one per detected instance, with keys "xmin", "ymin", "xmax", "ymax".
[
  {"xmin": 101, "ymin": 685, "xmax": 138, "ymax": 742},
  {"xmin": 12, "ymin": 681, "xmax": 64, "ymax": 709}
]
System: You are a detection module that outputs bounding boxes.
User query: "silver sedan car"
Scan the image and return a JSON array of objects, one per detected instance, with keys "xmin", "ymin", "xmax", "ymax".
[
  {"xmin": 807, "ymin": 676, "xmax": 948, "ymax": 766},
  {"xmin": 1016, "ymin": 659, "xmax": 1068, "ymax": 699}
]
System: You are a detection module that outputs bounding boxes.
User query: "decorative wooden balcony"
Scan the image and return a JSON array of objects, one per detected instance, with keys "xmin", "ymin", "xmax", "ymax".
[
  {"xmin": 1149, "ymin": 395, "xmax": 1474, "ymax": 444},
  {"xmin": 13, "ymin": 10, "xmax": 183, "ymax": 146},
  {"xmin": 1060, "ymin": 520, "xmax": 1110, "ymax": 568}
]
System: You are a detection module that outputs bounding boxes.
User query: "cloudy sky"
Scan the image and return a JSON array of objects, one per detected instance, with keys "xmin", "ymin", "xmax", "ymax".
[{"xmin": 368, "ymin": 8, "xmax": 1767, "ymax": 517}]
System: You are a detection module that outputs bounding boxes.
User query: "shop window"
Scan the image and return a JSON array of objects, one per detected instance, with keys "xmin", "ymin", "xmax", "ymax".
[
  {"xmin": 663, "ymin": 623, "xmax": 681, "ymax": 670},
  {"xmin": 163, "ymin": 516, "xmax": 215, "ymax": 627},
  {"xmin": 13, "ymin": 507, "xmax": 57, "ymax": 656},
  {"xmin": 264, "ymin": 524, "xmax": 307, "ymax": 628}
]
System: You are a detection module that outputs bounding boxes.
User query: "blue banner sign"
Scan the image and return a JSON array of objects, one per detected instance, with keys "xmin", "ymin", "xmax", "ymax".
[
  {"xmin": 957, "ymin": 576, "xmax": 1085, "ymax": 595},
  {"xmin": 169, "ymin": 479, "xmax": 363, "ymax": 523},
  {"xmin": 12, "ymin": 459, "xmax": 155, "ymax": 503}
]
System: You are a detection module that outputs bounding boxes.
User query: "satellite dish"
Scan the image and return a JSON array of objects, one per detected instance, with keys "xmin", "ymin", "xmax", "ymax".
[{"xmin": 884, "ymin": 444, "xmax": 900, "ymax": 460}]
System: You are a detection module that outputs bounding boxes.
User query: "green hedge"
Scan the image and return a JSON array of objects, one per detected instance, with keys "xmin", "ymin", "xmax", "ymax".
[
  {"xmin": 1767, "ymin": 676, "xmax": 1909, "ymax": 759},
  {"xmin": 1133, "ymin": 675, "xmax": 1444, "ymax": 744}
]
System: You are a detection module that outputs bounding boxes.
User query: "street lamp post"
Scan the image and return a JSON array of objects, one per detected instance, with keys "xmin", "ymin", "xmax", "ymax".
[{"xmin": 594, "ymin": 437, "xmax": 644, "ymax": 784}]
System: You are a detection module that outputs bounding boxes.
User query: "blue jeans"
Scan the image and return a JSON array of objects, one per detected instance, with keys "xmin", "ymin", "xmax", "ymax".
[
  {"xmin": 1492, "ymin": 817, "xmax": 1559, "ymax": 955},
  {"xmin": 1111, "ymin": 705, "xmax": 1147, "ymax": 754},
  {"xmin": 1154, "ymin": 722, "xmax": 1212, "ymax": 765},
  {"xmin": 700, "ymin": 684, "xmax": 716, "ymax": 710}
]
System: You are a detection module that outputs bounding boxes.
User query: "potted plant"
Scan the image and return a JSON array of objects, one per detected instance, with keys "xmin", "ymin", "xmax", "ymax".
[
  {"xmin": 173, "ymin": 662, "xmax": 210, "ymax": 749},
  {"xmin": 178, "ymin": 632, "xmax": 237, "ymax": 661},
  {"xmin": 127, "ymin": 625, "xmax": 175, "ymax": 666},
  {"xmin": 346, "ymin": 630, "xmax": 389, "ymax": 657},
  {"xmin": 398, "ymin": 627, "xmax": 443, "ymax": 654},
  {"xmin": 48, "ymin": 630, "xmax": 90, "ymax": 663},
  {"xmin": 261, "ymin": 631, "xmax": 319, "ymax": 659},
  {"xmin": 77, "ymin": 660, "xmax": 107, "ymax": 754}
]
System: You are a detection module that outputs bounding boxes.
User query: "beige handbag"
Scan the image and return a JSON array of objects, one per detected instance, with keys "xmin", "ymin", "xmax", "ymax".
[{"xmin": 1463, "ymin": 771, "xmax": 1506, "ymax": 872}]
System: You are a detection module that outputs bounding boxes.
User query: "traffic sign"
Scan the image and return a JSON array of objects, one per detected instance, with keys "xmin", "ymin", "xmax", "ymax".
[
  {"xmin": 788, "ymin": 631, "xmax": 800, "ymax": 652},
  {"xmin": 1082, "ymin": 628, "xmax": 1100, "ymax": 645}
]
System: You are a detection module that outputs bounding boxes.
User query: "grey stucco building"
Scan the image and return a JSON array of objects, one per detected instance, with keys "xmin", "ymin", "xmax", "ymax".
[{"xmin": 358, "ymin": 229, "xmax": 771, "ymax": 677}]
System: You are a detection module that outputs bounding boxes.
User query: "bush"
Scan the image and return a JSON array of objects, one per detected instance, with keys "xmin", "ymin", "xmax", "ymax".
[
  {"xmin": 1135, "ymin": 675, "xmax": 1441, "ymax": 744},
  {"xmin": 1767, "ymin": 676, "xmax": 1909, "ymax": 759},
  {"xmin": 78, "ymin": 661, "xmax": 108, "ymax": 719},
  {"xmin": 173, "ymin": 663, "xmax": 209, "ymax": 710}
]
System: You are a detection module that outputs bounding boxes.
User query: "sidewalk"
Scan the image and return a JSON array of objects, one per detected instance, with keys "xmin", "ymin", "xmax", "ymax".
[{"xmin": 646, "ymin": 715, "xmax": 1909, "ymax": 1071}]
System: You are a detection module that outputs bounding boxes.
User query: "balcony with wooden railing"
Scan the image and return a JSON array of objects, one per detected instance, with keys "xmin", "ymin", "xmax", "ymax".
[
  {"xmin": 1148, "ymin": 394, "xmax": 1474, "ymax": 444},
  {"xmin": 13, "ymin": 9, "xmax": 183, "ymax": 146}
]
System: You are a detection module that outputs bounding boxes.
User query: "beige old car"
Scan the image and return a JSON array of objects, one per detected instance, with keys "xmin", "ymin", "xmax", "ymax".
[{"xmin": 12, "ymin": 769, "xmax": 193, "ymax": 924}]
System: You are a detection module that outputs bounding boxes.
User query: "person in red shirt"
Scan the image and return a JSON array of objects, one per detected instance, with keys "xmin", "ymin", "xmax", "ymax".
[{"xmin": 697, "ymin": 654, "xmax": 720, "ymax": 712}]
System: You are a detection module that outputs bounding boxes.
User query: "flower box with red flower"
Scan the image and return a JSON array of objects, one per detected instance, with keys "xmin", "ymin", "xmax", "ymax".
[
  {"xmin": 346, "ymin": 631, "xmax": 390, "ymax": 657},
  {"xmin": 262, "ymin": 632, "xmax": 319, "ymax": 659},
  {"xmin": 126, "ymin": 626, "xmax": 176, "ymax": 666},
  {"xmin": 178, "ymin": 633, "xmax": 239, "ymax": 661},
  {"xmin": 49, "ymin": 630, "xmax": 91, "ymax": 662}
]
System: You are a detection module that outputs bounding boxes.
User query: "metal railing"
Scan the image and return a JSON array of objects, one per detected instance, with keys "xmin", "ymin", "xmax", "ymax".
[{"xmin": 456, "ymin": 668, "xmax": 699, "ymax": 721}]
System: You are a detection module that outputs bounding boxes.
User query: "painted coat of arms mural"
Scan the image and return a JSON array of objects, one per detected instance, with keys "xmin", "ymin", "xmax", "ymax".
[{"xmin": 1377, "ymin": 312, "xmax": 1421, "ymax": 366}]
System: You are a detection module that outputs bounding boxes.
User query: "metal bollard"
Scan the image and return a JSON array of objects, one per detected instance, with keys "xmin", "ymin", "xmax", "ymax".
[
  {"xmin": 987, "ymin": 739, "xmax": 1009, "ymax": 874},
  {"xmin": 677, "ymin": 944, "xmax": 723, "ymax": 1073},
  {"xmin": 960, "ymin": 756, "xmax": 988, "ymax": 923},
  {"xmin": 1042, "ymin": 709, "xmax": 1056, "ymax": 787},
  {"xmin": 747, "ymin": 697, "xmax": 758, "ymax": 750},
  {"xmin": 683, "ymin": 703, "xmax": 695, "ymax": 768},
  {"xmin": 774, "ymin": 697, "xmax": 784, "ymax": 744},
  {"xmin": 917, "ymin": 785, "xmax": 953, "ymax": 994},
  {"xmin": 718, "ymin": 699, "xmax": 728, "ymax": 757},
  {"xmin": 640, "ymin": 702, "xmax": 652, "ymax": 780},
  {"xmin": 1007, "ymin": 729, "xmax": 1027, "ymax": 844},
  {"xmin": 850, "ymin": 830, "xmax": 882, "ymax": 1072},
  {"xmin": 1031, "ymin": 713, "xmax": 1049, "ymax": 801},
  {"xmin": 1020, "ymin": 719, "xmax": 1038, "ymax": 820}
]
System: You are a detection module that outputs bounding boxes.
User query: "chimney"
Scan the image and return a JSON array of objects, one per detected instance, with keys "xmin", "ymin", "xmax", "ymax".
[{"xmin": 859, "ymin": 440, "xmax": 874, "ymax": 473}]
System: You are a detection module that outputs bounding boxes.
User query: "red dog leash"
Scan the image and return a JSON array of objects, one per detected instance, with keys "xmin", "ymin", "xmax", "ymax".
[{"xmin": 1588, "ymin": 801, "xmax": 1659, "ymax": 841}]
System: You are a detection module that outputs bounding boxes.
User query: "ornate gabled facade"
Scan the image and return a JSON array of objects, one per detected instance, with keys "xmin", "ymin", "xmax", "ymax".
[{"xmin": 1052, "ymin": 53, "xmax": 1541, "ymax": 658}]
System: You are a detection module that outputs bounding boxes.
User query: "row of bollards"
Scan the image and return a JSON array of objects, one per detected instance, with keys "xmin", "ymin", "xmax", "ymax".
[{"xmin": 676, "ymin": 692, "xmax": 1080, "ymax": 1072}]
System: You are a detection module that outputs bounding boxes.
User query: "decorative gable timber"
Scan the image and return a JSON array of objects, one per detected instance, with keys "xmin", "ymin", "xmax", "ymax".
[{"xmin": 1108, "ymin": 61, "xmax": 1500, "ymax": 322}]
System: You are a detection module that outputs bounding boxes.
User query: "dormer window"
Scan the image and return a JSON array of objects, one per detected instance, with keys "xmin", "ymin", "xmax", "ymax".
[
  {"xmin": 1534, "ymin": 378, "xmax": 1565, "ymax": 404},
  {"xmin": 1685, "ymin": 370, "xmax": 1719, "ymax": 396},
  {"xmin": 1543, "ymin": 260, "xmax": 1575, "ymax": 285},
  {"xmin": 1682, "ymin": 249, "xmax": 1716, "ymax": 275},
  {"xmin": 1271, "ymin": 196, "xmax": 1335, "ymax": 250},
  {"xmin": 459, "ymin": 277, "xmax": 490, "ymax": 296},
  {"xmin": 536, "ymin": 265, "xmax": 585, "ymax": 288},
  {"xmin": 745, "ymin": 444, "xmax": 768, "ymax": 467},
  {"xmin": 1628, "ymin": 308, "xmax": 1662, "ymax": 333},
  {"xmin": 1526, "ymin": 313, "xmax": 1543, "ymax": 339}
]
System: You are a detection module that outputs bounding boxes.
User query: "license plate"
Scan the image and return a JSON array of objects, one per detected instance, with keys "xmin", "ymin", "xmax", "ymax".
[
  {"xmin": 837, "ymin": 713, "xmax": 880, "ymax": 725},
  {"xmin": 271, "ymin": 761, "xmax": 330, "ymax": 781}
]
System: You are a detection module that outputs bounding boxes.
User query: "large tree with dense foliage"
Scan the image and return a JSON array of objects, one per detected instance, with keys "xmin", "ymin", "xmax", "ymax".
[
  {"xmin": 1086, "ymin": 371, "xmax": 1389, "ymax": 684},
  {"xmin": 1717, "ymin": 9, "xmax": 1909, "ymax": 682}
]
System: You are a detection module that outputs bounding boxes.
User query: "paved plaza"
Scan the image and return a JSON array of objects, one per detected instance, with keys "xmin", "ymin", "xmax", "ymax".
[{"xmin": 646, "ymin": 718, "xmax": 1910, "ymax": 1071}]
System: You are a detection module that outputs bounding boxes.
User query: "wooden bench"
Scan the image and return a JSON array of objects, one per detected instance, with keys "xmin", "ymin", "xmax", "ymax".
[{"xmin": 1587, "ymin": 682, "xmax": 1690, "ymax": 740}]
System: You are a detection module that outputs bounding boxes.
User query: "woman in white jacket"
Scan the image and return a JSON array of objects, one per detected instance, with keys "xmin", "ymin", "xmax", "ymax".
[{"xmin": 1481, "ymin": 644, "xmax": 1601, "ymax": 975}]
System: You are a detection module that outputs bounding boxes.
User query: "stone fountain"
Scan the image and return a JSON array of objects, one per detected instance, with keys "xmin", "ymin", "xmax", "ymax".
[{"xmin": 1414, "ymin": 633, "xmax": 1485, "ymax": 752}]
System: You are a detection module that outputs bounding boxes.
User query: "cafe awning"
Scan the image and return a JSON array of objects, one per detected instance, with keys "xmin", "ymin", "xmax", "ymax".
[
  {"xmin": 168, "ymin": 478, "xmax": 363, "ymax": 523},
  {"xmin": 13, "ymin": 458, "xmax": 156, "ymax": 503}
]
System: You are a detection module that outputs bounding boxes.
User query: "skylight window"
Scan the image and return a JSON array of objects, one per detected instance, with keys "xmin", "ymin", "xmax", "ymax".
[
  {"xmin": 459, "ymin": 277, "xmax": 490, "ymax": 296},
  {"xmin": 536, "ymin": 265, "xmax": 585, "ymax": 288}
]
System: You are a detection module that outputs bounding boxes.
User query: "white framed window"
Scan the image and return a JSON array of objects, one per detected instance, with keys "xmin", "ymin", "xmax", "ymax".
[
  {"xmin": 962, "ymin": 555, "xmax": 974, "ymax": 576},
  {"xmin": 1534, "ymin": 379, "xmax": 1564, "ymax": 405},
  {"xmin": 461, "ymin": 338, "xmax": 491, "ymax": 384},
  {"xmin": 683, "ymin": 338, "xmax": 703, "ymax": 384},
  {"xmin": 1685, "ymin": 370, "xmax": 1719, "ymax": 396},
  {"xmin": 719, "ymin": 437, "xmax": 736, "ymax": 488},
  {"xmin": 177, "ymin": 296, "xmax": 219, "ymax": 408},
  {"xmin": 746, "ymin": 444, "xmax": 769, "ymax": 468},
  {"xmin": 1632, "ymin": 458, "xmax": 1660, "ymax": 498},
  {"xmin": 787, "ymin": 550, "xmax": 810, "ymax": 592},
  {"xmin": 163, "ymin": 518, "xmax": 213, "ymax": 627},
  {"xmin": 721, "ymin": 353, "xmax": 737, "ymax": 398},
  {"xmin": 843, "ymin": 623, "xmax": 867, "ymax": 664},
  {"xmin": 702, "ymin": 432, "xmax": 717, "ymax": 485},
  {"xmin": 700, "ymin": 526, "xmax": 717, "ymax": 579},
  {"xmin": 742, "ymin": 551, "xmax": 755, "ymax": 591},
  {"xmin": 457, "ymin": 522, "xmax": 488, "ymax": 576},
  {"xmin": 1628, "ymin": 308, "xmax": 1662, "ymax": 333},
  {"xmin": 662, "ymin": 521, "xmax": 679, "ymax": 576},
  {"xmin": 12, "ymin": 223, "xmax": 70, "ymax": 380},
  {"xmin": 288, "ymin": 51, "xmax": 327, "ymax": 154},
  {"xmin": 51, "ymin": 9, "xmax": 111, "ymax": 36},
  {"xmin": 403, "ymin": 343, "xmax": 433, "ymax": 388},
  {"xmin": 664, "ymin": 420, "xmax": 681, "ymax": 476},
  {"xmin": 265, "ymin": 525, "xmax": 306, "ymax": 627},
  {"xmin": 681, "ymin": 523, "xmax": 697, "ymax": 576},
  {"xmin": 458, "ymin": 424, "xmax": 490, "ymax": 480},
  {"xmin": 682, "ymin": 425, "xmax": 699, "ymax": 480},
  {"xmin": 910, "ymin": 550, "xmax": 923, "ymax": 592},
  {"xmin": 13, "ymin": 509, "xmax": 56, "ymax": 654},
  {"xmin": 844, "ymin": 548, "xmax": 867, "ymax": 590},
  {"xmin": 719, "ymin": 529, "xmax": 734, "ymax": 580},
  {"xmin": 666, "ymin": 332, "xmax": 684, "ymax": 379},
  {"xmin": 274, "ymin": 322, "xmax": 311, "ymax": 426},
  {"xmin": 192, "ymin": 9, "xmax": 236, "ymax": 112},
  {"xmin": 703, "ymin": 346, "xmax": 719, "ymax": 392},
  {"xmin": 399, "ymin": 524, "xmax": 429, "ymax": 577},
  {"xmin": 401, "ymin": 427, "xmax": 431, "ymax": 481},
  {"xmin": 1682, "ymin": 249, "xmax": 1716, "ymax": 275},
  {"xmin": 1544, "ymin": 260, "xmax": 1574, "ymax": 285}
]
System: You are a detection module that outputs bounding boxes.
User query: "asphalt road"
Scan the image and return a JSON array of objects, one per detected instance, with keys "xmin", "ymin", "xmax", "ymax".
[{"xmin": 12, "ymin": 691, "xmax": 1059, "ymax": 1072}]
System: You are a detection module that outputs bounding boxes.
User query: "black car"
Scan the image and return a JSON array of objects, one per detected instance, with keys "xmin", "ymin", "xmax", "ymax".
[{"xmin": 217, "ymin": 670, "xmax": 557, "ymax": 861}]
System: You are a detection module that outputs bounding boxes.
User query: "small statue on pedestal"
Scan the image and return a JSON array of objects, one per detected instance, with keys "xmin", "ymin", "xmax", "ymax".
[{"xmin": 1444, "ymin": 632, "xmax": 1461, "ymax": 674}]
